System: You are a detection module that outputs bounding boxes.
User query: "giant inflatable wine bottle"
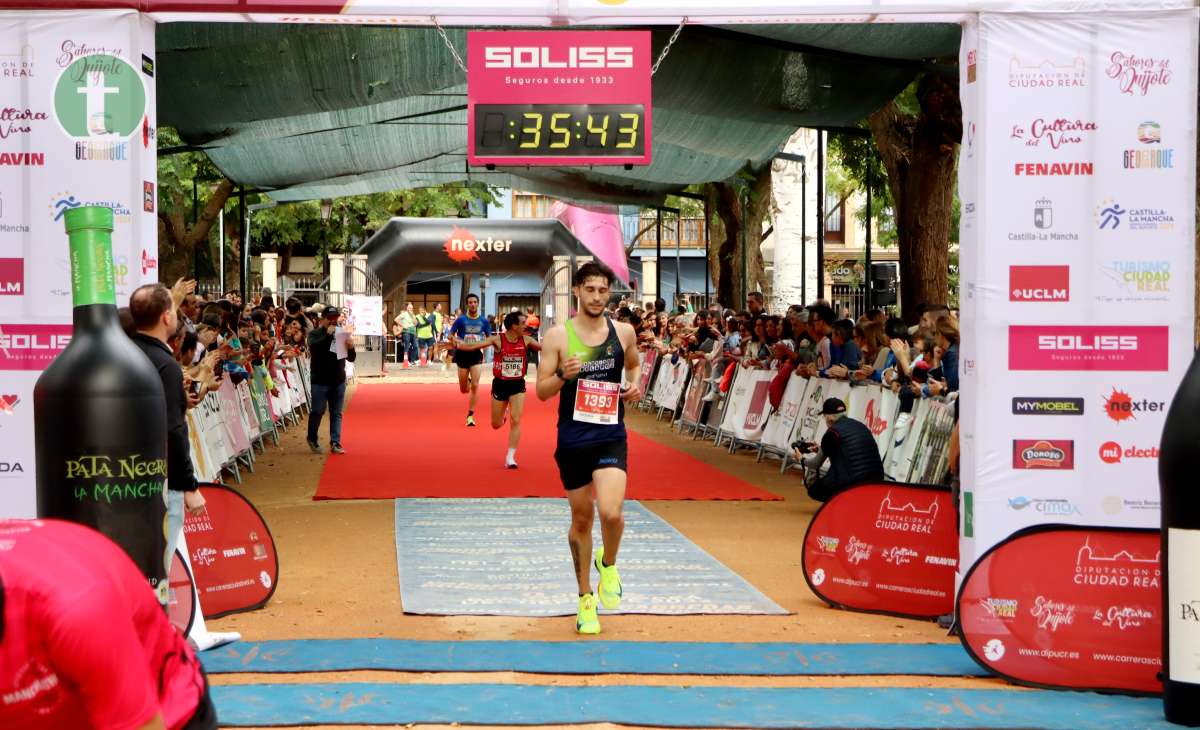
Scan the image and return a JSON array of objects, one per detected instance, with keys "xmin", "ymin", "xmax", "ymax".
[
  {"xmin": 34, "ymin": 206, "xmax": 170, "ymax": 606},
  {"xmin": 1161, "ymin": 349, "xmax": 1200, "ymax": 724}
]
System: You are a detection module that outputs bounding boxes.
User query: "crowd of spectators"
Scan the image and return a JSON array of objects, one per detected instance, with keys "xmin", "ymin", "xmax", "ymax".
[{"xmin": 620, "ymin": 291, "xmax": 959, "ymax": 439}]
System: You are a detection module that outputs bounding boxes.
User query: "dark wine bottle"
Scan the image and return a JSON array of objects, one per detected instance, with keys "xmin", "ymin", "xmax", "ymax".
[
  {"xmin": 1161, "ymin": 348, "xmax": 1200, "ymax": 725},
  {"xmin": 34, "ymin": 206, "xmax": 170, "ymax": 606}
]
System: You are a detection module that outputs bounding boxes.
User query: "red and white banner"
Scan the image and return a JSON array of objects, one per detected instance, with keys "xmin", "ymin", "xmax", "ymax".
[
  {"xmin": 0, "ymin": 11, "xmax": 157, "ymax": 518},
  {"xmin": 958, "ymin": 526, "xmax": 1161, "ymax": 695},
  {"xmin": 957, "ymin": 9, "xmax": 1198, "ymax": 575},
  {"xmin": 803, "ymin": 482, "xmax": 957, "ymax": 619},
  {"xmin": 182, "ymin": 482, "xmax": 279, "ymax": 618}
]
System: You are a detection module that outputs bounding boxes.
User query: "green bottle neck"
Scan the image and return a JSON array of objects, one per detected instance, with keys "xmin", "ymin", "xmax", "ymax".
[{"xmin": 68, "ymin": 228, "xmax": 116, "ymax": 308}]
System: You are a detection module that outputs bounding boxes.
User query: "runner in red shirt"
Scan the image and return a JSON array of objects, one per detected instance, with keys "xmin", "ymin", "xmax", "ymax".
[
  {"xmin": 452, "ymin": 310, "xmax": 542, "ymax": 468},
  {"xmin": 0, "ymin": 519, "xmax": 217, "ymax": 730}
]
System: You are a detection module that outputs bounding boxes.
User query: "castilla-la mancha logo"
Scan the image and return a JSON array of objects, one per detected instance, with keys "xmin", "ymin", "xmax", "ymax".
[{"xmin": 443, "ymin": 226, "xmax": 512, "ymax": 264}]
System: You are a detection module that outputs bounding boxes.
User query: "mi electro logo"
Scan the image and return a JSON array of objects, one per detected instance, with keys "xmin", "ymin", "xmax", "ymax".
[
  {"xmin": 1010, "ymin": 265, "xmax": 1069, "ymax": 302},
  {"xmin": 484, "ymin": 46, "xmax": 634, "ymax": 69},
  {"xmin": 1012, "ymin": 397, "xmax": 1084, "ymax": 415}
]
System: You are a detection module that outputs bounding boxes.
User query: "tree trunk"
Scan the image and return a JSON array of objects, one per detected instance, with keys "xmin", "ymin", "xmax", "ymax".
[
  {"xmin": 867, "ymin": 73, "xmax": 961, "ymax": 324},
  {"xmin": 707, "ymin": 168, "xmax": 772, "ymax": 310},
  {"xmin": 157, "ymin": 178, "xmax": 235, "ymax": 286}
]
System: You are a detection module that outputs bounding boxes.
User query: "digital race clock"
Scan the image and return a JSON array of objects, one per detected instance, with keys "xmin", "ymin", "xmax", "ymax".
[
  {"xmin": 473, "ymin": 104, "xmax": 646, "ymax": 158},
  {"xmin": 467, "ymin": 31, "xmax": 652, "ymax": 167}
]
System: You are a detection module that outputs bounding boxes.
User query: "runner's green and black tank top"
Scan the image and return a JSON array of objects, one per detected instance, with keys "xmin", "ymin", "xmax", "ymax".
[{"xmin": 557, "ymin": 318, "xmax": 626, "ymax": 448}]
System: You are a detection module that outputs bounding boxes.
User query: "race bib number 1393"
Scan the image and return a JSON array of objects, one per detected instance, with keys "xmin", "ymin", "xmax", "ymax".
[{"xmin": 573, "ymin": 379, "xmax": 620, "ymax": 425}]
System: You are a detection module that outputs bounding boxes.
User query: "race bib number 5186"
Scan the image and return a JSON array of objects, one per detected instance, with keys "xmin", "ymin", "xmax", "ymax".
[{"xmin": 573, "ymin": 379, "xmax": 620, "ymax": 425}]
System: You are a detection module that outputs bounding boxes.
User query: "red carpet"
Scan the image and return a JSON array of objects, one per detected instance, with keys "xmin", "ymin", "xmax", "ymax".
[{"xmin": 313, "ymin": 383, "xmax": 781, "ymax": 501}]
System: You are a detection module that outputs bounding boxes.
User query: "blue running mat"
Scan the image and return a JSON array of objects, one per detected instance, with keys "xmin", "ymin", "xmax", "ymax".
[
  {"xmin": 200, "ymin": 639, "xmax": 985, "ymax": 676},
  {"xmin": 393, "ymin": 498, "xmax": 787, "ymax": 615},
  {"xmin": 211, "ymin": 683, "xmax": 1172, "ymax": 728}
]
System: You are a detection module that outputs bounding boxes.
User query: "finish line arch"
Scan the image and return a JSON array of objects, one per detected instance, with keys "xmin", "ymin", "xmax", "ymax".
[{"xmin": 356, "ymin": 217, "xmax": 614, "ymax": 326}]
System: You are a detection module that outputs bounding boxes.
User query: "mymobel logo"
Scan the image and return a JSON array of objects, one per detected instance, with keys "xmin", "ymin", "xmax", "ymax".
[
  {"xmin": 52, "ymin": 52, "xmax": 146, "ymax": 162},
  {"xmin": 1011, "ymin": 397, "xmax": 1084, "ymax": 415},
  {"xmin": 1008, "ymin": 325, "xmax": 1168, "ymax": 372},
  {"xmin": 443, "ymin": 226, "xmax": 512, "ymax": 264},
  {"xmin": 1099, "ymin": 441, "xmax": 1159, "ymax": 464},
  {"xmin": 0, "ymin": 258, "xmax": 22, "ymax": 295},
  {"xmin": 1010, "ymin": 265, "xmax": 1069, "ymax": 302},
  {"xmin": 484, "ymin": 46, "xmax": 634, "ymax": 69}
]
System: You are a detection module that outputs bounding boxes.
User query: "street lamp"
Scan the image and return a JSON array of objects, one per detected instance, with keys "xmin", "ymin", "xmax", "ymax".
[
  {"xmin": 320, "ymin": 198, "xmax": 333, "ymax": 222},
  {"xmin": 320, "ymin": 199, "xmax": 333, "ymax": 280}
]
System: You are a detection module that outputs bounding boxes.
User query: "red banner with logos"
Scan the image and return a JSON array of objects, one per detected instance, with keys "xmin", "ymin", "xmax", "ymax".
[
  {"xmin": 182, "ymin": 483, "xmax": 279, "ymax": 619},
  {"xmin": 958, "ymin": 525, "xmax": 1161, "ymax": 695},
  {"xmin": 802, "ymin": 482, "xmax": 957, "ymax": 620},
  {"xmin": 167, "ymin": 548, "xmax": 196, "ymax": 637}
]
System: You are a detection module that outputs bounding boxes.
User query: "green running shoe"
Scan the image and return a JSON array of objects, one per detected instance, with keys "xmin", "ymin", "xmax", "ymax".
[
  {"xmin": 576, "ymin": 593, "xmax": 600, "ymax": 635},
  {"xmin": 594, "ymin": 546, "xmax": 622, "ymax": 610}
]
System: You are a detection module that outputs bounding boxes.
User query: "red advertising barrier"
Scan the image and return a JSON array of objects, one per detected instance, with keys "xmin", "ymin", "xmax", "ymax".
[
  {"xmin": 802, "ymin": 482, "xmax": 957, "ymax": 620},
  {"xmin": 168, "ymin": 548, "xmax": 196, "ymax": 637},
  {"xmin": 182, "ymin": 483, "xmax": 279, "ymax": 619},
  {"xmin": 957, "ymin": 525, "xmax": 1161, "ymax": 695}
]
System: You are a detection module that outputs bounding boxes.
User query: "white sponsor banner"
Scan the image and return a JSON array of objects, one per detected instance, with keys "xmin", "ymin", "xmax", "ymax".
[
  {"xmin": 761, "ymin": 373, "xmax": 809, "ymax": 451},
  {"xmin": 0, "ymin": 11, "xmax": 156, "ymax": 517},
  {"xmin": 344, "ymin": 294, "xmax": 383, "ymax": 336},
  {"xmin": 652, "ymin": 354, "xmax": 689, "ymax": 411},
  {"xmin": 961, "ymin": 10, "xmax": 1198, "ymax": 571},
  {"xmin": 729, "ymin": 369, "xmax": 775, "ymax": 443}
]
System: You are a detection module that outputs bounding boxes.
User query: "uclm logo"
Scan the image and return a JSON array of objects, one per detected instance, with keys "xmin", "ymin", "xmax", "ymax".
[
  {"xmin": 1010, "ymin": 265, "xmax": 1068, "ymax": 302},
  {"xmin": 1013, "ymin": 439, "xmax": 1074, "ymax": 470},
  {"xmin": 0, "ymin": 257, "xmax": 21, "ymax": 295},
  {"xmin": 1008, "ymin": 325, "xmax": 1168, "ymax": 372},
  {"xmin": 484, "ymin": 46, "xmax": 634, "ymax": 69}
]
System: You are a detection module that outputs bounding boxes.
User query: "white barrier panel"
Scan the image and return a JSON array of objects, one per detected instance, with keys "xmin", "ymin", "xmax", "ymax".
[
  {"xmin": 847, "ymin": 383, "xmax": 902, "ymax": 460},
  {"xmin": 959, "ymin": 10, "xmax": 1198, "ymax": 569},
  {"xmin": 761, "ymin": 373, "xmax": 809, "ymax": 452},
  {"xmin": 652, "ymin": 355, "xmax": 690, "ymax": 411},
  {"xmin": 795, "ymin": 379, "xmax": 851, "ymax": 447},
  {"xmin": 729, "ymin": 369, "xmax": 775, "ymax": 443},
  {"xmin": 0, "ymin": 11, "xmax": 157, "ymax": 518},
  {"xmin": 217, "ymin": 379, "xmax": 250, "ymax": 455}
]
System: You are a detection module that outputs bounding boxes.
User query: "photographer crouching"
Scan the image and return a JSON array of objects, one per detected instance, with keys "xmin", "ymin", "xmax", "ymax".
[{"xmin": 792, "ymin": 398, "xmax": 884, "ymax": 503}]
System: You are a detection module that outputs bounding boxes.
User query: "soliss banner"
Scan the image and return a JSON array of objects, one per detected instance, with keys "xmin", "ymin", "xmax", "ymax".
[
  {"xmin": 802, "ymin": 482, "xmax": 957, "ymax": 620},
  {"xmin": 183, "ymin": 482, "xmax": 279, "ymax": 619},
  {"xmin": 957, "ymin": 525, "xmax": 1160, "ymax": 695}
]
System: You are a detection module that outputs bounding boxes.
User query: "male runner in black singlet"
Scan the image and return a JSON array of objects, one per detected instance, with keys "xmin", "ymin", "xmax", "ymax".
[{"xmin": 536, "ymin": 261, "xmax": 641, "ymax": 635}]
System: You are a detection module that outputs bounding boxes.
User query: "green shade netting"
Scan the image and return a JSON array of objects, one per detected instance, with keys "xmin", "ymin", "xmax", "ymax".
[{"xmin": 157, "ymin": 22, "xmax": 960, "ymax": 204}]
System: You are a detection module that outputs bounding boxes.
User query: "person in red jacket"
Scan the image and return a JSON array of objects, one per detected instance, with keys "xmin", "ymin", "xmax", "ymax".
[
  {"xmin": 0, "ymin": 519, "xmax": 217, "ymax": 730},
  {"xmin": 452, "ymin": 310, "xmax": 541, "ymax": 468}
]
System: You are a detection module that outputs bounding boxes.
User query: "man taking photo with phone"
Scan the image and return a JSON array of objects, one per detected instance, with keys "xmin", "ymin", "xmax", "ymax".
[{"xmin": 307, "ymin": 305, "xmax": 356, "ymax": 454}]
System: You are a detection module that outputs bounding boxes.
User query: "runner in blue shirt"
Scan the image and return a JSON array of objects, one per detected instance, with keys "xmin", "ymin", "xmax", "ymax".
[{"xmin": 449, "ymin": 292, "xmax": 491, "ymax": 426}]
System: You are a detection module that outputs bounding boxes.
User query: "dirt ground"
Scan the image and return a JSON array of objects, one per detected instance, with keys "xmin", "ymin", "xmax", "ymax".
[{"xmin": 205, "ymin": 375, "xmax": 1009, "ymax": 729}]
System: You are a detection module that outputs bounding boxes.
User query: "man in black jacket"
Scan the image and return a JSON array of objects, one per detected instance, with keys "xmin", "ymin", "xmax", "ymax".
[
  {"xmin": 307, "ymin": 305, "xmax": 356, "ymax": 454},
  {"xmin": 793, "ymin": 397, "xmax": 884, "ymax": 502},
  {"xmin": 130, "ymin": 283, "xmax": 205, "ymax": 567}
]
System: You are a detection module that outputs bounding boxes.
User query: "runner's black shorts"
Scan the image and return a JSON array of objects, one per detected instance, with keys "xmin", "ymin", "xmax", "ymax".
[
  {"xmin": 491, "ymin": 378, "xmax": 526, "ymax": 401},
  {"xmin": 554, "ymin": 439, "xmax": 628, "ymax": 490},
  {"xmin": 454, "ymin": 349, "xmax": 483, "ymax": 369}
]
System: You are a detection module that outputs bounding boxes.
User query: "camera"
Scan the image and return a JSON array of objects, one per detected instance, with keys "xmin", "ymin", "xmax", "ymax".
[{"xmin": 791, "ymin": 439, "xmax": 816, "ymax": 453}]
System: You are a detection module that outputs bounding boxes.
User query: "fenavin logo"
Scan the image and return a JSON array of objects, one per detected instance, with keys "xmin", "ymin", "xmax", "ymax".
[
  {"xmin": 1012, "ymin": 397, "xmax": 1084, "ymax": 416},
  {"xmin": 484, "ymin": 46, "xmax": 634, "ymax": 69}
]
